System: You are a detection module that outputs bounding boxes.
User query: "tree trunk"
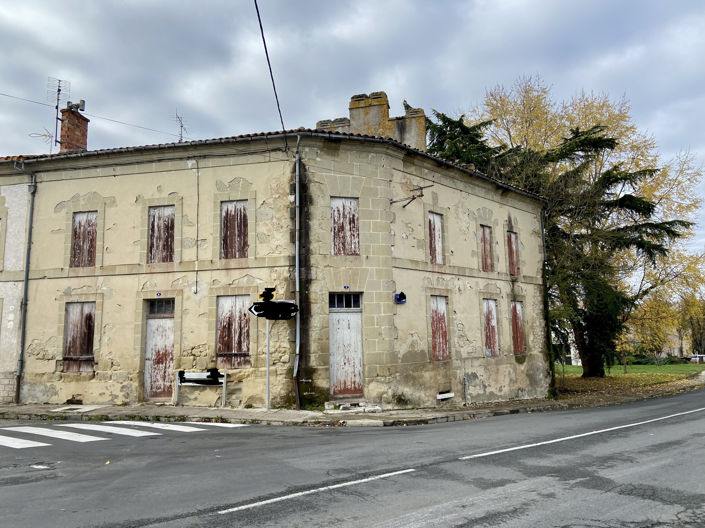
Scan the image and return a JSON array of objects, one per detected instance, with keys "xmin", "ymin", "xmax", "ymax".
[{"xmin": 573, "ymin": 321, "xmax": 605, "ymax": 377}]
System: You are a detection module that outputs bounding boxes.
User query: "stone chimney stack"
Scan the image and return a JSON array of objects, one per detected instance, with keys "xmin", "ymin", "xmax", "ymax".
[
  {"xmin": 60, "ymin": 100, "xmax": 89, "ymax": 152},
  {"xmin": 316, "ymin": 91, "xmax": 427, "ymax": 151},
  {"xmin": 349, "ymin": 92, "xmax": 391, "ymax": 137}
]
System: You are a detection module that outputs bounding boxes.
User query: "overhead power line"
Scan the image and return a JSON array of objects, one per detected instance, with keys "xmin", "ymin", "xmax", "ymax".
[
  {"xmin": 0, "ymin": 91, "xmax": 181, "ymax": 139},
  {"xmin": 253, "ymin": 0, "xmax": 288, "ymax": 151}
]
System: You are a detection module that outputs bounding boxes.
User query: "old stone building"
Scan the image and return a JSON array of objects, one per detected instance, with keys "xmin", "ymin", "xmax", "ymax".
[{"xmin": 0, "ymin": 92, "xmax": 549, "ymax": 408}]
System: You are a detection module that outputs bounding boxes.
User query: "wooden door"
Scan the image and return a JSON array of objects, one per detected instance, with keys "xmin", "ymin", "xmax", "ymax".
[
  {"xmin": 329, "ymin": 293, "xmax": 363, "ymax": 396},
  {"xmin": 144, "ymin": 299, "xmax": 175, "ymax": 399}
]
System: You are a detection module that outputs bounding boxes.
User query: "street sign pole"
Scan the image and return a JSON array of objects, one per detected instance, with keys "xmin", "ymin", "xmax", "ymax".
[
  {"xmin": 266, "ymin": 319, "xmax": 270, "ymax": 411},
  {"xmin": 249, "ymin": 288, "xmax": 298, "ymax": 411}
]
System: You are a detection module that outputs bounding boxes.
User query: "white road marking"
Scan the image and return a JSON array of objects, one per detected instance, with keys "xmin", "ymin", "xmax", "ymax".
[
  {"xmin": 50, "ymin": 405, "xmax": 106, "ymax": 412},
  {"xmin": 185, "ymin": 422, "xmax": 249, "ymax": 428},
  {"xmin": 0, "ymin": 434, "xmax": 51, "ymax": 449},
  {"xmin": 57, "ymin": 423, "xmax": 162, "ymax": 437},
  {"xmin": 3, "ymin": 426, "xmax": 107, "ymax": 443},
  {"xmin": 107, "ymin": 421, "xmax": 206, "ymax": 432},
  {"xmin": 218, "ymin": 469, "xmax": 416, "ymax": 514},
  {"xmin": 459, "ymin": 406, "xmax": 705, "ymax": 460}
]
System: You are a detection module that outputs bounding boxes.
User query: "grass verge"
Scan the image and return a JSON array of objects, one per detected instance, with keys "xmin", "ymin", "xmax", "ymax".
[{"xmin": 554, "ymin": 363, "xmax": 705, "ymax": 407}]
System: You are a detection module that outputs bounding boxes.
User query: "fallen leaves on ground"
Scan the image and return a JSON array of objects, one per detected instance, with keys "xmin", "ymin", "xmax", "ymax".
[{"xmin": 555, "ymin": 370, "xmax": 703, "ymax": 407}]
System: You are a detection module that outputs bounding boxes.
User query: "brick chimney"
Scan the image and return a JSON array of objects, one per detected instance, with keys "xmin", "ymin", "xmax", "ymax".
[
  {"xmin": 316, "ymin": 91, "xmax": 426, "ymax": 151},
  {"xmin": 60, "ymin": 100, "xmax": 89, "ymax": 152}
]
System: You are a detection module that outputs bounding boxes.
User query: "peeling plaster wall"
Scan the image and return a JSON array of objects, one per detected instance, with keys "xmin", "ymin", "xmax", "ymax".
[
  {"xmin": 1, "ymin": 136, "xmax": 547, "ymax": 409},
  {"xmin": 5, "ymin": 145, "xmax": 298, "ymax": 407},
  {"xmin": 0, "ymin": 184, "xmax": 28, "ymax": 402},
  {"xmin": 301, "ymin": 139, "xmax": 548, "ymax": 407}
]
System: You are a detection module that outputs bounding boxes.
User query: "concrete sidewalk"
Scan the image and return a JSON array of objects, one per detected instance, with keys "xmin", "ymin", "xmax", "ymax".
[
  {"xmin": 0, "ymin": 398, "xmax": 570, "ymax": 427},
  {"xmin": 2, "ymin": 371, "xmax": 702, "ymax": 427}
]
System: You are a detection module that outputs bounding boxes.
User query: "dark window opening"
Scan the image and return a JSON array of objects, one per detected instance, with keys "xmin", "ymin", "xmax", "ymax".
[
  {"xmin": 148, "ymin": 298, "xmax": 175, "ymax": 317},
  {"xmin": 329, "ymin": 292, "xmax": 361, "ymax": 310},
  {"xmin": 63, "ymin": 302, "xmax": 96, "ymax": 373}
]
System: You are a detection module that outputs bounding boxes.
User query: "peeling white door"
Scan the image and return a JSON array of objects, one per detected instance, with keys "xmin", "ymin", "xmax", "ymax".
[
  {"xmin": 144, "ymin": 299, "xmax": 175, "ymax": 399},
  {"xmin": 329, "ymin": 293, "xmax": 363, "ymax": 396}
]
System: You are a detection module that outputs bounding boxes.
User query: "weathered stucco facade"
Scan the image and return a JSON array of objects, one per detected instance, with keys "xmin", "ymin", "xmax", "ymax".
[{"xmin": 0, "ymin": 94, "xmax": 549, "ymax": 408}]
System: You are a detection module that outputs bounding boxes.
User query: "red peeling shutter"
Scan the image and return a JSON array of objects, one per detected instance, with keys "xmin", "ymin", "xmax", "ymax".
[
  {"xmin": 431, "ymin": 295, "xmax": 449, "ymax": 360},
  {"xmin": 483, "ymin": 299, "xmax": 498, "ymax": 356},
  {"xmin": 481, "ymin": 225, "xmax": 493, "ymax": 272}
]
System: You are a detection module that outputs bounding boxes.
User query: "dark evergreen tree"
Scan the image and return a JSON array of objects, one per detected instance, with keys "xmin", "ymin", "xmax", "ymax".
[{"xmin": 427, "ymin": 111, "xmax": 691, "ymax": 377}]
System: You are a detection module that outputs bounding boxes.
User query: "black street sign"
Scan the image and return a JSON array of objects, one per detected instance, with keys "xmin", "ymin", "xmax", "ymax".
[{"xmin": 248, "ymin": 301, "xmax": 299, "ymax": 320}]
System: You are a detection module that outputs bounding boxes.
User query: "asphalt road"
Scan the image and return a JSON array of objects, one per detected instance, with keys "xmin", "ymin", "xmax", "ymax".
[{"xmin": 1, "ymin": 390, "xmax": 704, "ymax": 527}]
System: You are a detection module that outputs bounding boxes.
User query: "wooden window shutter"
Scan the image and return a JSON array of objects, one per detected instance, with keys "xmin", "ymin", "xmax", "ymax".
[
  {"xmin": 483, "ymin": 298, "xmax": 498, "ymax": 356},
  {"xmin": 431, "ymin": 295, "xmax": 449, "ymax": 360},
  {"xmin": 428, "ymin": 212, "xmax": 443, "ymax": 265},
  {"xmin": 331, "ymin": 198, "xmax": 360, "ymax": 256},
  {"xmin": 70, "ymin": 211, "xmax": 98, "ymax": 267},
  {"xmin": 221, "ymin": 200, "xmax": 248, "ymax": 259},
  {"xmin": 511, "ymin": 301, "xmax": 525, "ymax": 355},
  {"xmin": 148, "ymin": 205, "xmax": 175, "ymax": 263},
  {"xmin": 507, "ymin": 231, "xmax": 519, "ymax": 276},
  {"xmin": 481, "ymin": 225, "xmax": 493, "ymax": 272},
  {"xmin": 216, "ymin": 295, "xmax": 251, "ymax": 369}
]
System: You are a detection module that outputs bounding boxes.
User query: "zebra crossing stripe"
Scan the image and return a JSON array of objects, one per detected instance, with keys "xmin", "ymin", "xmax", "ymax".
[
  {"xmin": 107, "ymin": 421, "xmax": 206, "ymax": 432},
  {"xmin": 185, "ymin": 422, "xmax": 249, "ymax": 428},
  {"xmin": 3, "ymin": 426, "xmax": 107, "ymax": 443},
  {"xmin": 57, "ymin": 423, "xmax": 162, "ymax": 437},
  {"xmin": 0, "ymin": 434, "xmax": 51, "ymax": 449}
]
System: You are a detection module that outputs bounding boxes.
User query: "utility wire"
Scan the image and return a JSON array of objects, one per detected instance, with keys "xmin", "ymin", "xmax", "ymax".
[
  {"xmin": 0, "ymin": 92, "xmax": 52, "ymax": 107},
  {"xmin": 253, "ymin": 0, "xmax": 288, "ymax": 151},
  {"xmin": 0, "ymin": 91, "xmax": 181, "ymax": 139},
  {"xmin": 83, "ymin": 112, "xmax": 181, "ymax": 138}
]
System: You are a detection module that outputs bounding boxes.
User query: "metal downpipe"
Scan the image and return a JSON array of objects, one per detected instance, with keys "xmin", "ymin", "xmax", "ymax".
[
  {"xmin": 293, "ymin": 135, "xmax": 302, "ymax": 410},
  {"xmin": 14, "ymin": 165, "xmax": 37, "ymax": 403}
]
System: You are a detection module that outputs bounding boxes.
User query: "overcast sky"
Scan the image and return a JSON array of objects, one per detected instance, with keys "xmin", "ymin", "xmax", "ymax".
[{"xmin": 1, "ymin": 0, "xmax": 704, "ymax": 248}]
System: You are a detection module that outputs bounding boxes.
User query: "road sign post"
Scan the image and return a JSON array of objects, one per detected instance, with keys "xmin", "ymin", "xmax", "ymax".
[
  {"xmin": 248, "ymin": 289, "xmax": 299, "ymax": 411},
  {"xmin": 266, "ymin": 319, "xmax": 270, "ymax": 410}
]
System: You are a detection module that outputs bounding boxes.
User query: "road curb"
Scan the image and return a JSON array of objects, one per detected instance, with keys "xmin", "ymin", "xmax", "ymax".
[{"xmin": 0, "ymin": 381, "xmax": 702, "ymax": 427}]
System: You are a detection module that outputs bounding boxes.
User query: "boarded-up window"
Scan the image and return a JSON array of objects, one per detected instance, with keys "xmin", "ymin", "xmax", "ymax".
[
  {"xmin": 511, "ymin": 301, "xmax": 525, "ymax": 355},
  {"xmin": 221, "ymin": 200, "xmax": 248, "ymax": 259},
  {"xmin": 507, "ymin": 231, "xmax": 519, "ymax": 276},
  {"xmin": 63, "ymin": 302, "xmax": 95, "ymax": 372},
  {"xmin": 431, "ymin": 295, "xmax": 449, "ymax": 361},
  {"xmin": 148, "ymin": 205, "xmax": 175, "ymax": 263},
  {"xmin": 70, "ymin": 211, "xmax": 97, "ymax": 267},
  {"xmin": 216, "ymin": 295, "xmax": 250, "ymax": 369},
  {"xmin": 331, "ymin": 197, "xmax": 359, "ymax": 256},
  {"xmin": 429, "ymin": 212, "xmax": 443, "ymax": 265},
  {"xmin": 481, "ymin": 225, "xmax": 493, "ymax": 272},
  {"xmin": 483, "ymin": 298, "xmax": 498, "ymax": 357}
]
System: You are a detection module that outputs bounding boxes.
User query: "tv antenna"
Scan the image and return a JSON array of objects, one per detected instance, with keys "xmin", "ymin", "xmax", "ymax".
[
  {"xmin": 47, "ymin": 77, "xmax": 70, "ymax": 150},
  {"xmin": 29, "ymin": 128, "xmax": 54, "ymax": 152},
  {"xmin": 174, "ymin": 109, "xmax": 188, "ymax": 143},
  {"xmin": 390, "ymin": 184, "xmax": 434, "ymax": 208}
]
